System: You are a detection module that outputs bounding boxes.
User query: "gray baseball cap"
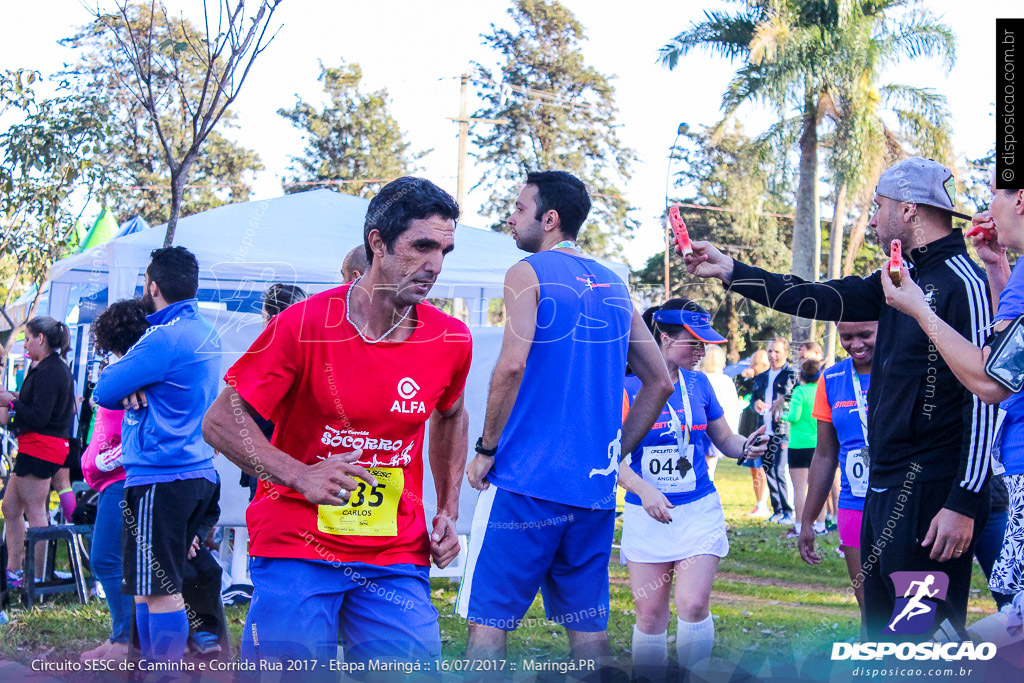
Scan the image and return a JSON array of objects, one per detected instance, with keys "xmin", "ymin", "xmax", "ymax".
[{"xmin": 875, "ymin": 157, "xmax": 972, "ymax": 220}]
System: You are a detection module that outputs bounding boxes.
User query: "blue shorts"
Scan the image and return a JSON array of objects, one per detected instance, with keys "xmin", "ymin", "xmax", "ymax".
[
  {"xmin": 241, "ymin": 557, "xmax": 440, "ymax": 670},
  {"xmin": 455, "ymin": 486, "xmax": 614, "ymax": 632}
]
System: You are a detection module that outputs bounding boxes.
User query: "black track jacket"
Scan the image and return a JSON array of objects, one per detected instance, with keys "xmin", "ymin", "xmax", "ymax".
[{"xmin": 728, "ymin": 230, "xmax": 994, "ymax": 518}]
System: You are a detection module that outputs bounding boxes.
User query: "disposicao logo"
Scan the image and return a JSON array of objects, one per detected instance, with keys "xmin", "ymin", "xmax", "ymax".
[
  {"xmin": 830, "ymin": 571, "xmax": 996, "ymax": 663},
  {"xmin": 885, "ymin": 571, "xmax": 948, "ymax": 635}
]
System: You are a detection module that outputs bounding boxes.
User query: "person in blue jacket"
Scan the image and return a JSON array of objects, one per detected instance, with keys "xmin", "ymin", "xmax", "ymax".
[
  {"xmin": 618, "ymin": 298, "xmax": 767, "ymax": 676},
  {"xmin": 92, "ymin": 246, "xmax": 221, "ymax": 663}
]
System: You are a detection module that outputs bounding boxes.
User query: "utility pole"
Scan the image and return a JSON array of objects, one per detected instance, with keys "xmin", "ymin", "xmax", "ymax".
[{"xmin": 450, "ymin": 73, "xmax": 508, "ymax": 210}]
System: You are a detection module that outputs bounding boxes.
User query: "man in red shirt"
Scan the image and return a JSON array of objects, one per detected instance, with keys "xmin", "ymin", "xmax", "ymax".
[{"xmin": 203, "ymin": 177, "xmax": 470, "ymax": 667}]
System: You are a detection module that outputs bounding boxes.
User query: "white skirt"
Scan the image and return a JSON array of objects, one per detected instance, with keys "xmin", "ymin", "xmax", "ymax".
[{"xmin": 620, "ymin": 490, "xmax": 730, "ymax": 564}]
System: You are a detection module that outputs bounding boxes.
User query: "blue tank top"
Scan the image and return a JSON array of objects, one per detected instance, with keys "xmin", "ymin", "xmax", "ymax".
[
  {"xmin": 623, "ymin": 369, "xmax": 722, "ymax": 506},
  {"xmin": 820, "ymin": 358, "xmax": 871, "ymax": 511},
  {"xmin": 488, "ymin": 251, "xmax": 633, "ymax": 509}
]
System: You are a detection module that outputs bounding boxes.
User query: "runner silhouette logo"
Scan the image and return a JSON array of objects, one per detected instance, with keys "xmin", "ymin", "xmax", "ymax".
[{"xmin": 884, "ymin": 571, "xmax": 949, "ymax": 635}]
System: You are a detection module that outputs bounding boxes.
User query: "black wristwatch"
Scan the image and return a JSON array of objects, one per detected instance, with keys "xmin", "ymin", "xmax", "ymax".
[{"xmin": 475, "ymin": 437, "xmax": 498, "ymax": 457}]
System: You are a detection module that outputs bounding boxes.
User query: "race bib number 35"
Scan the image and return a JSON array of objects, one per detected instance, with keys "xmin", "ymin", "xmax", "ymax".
[
  {"xmin": 317, "ymin": 467, "xmax": 404, "ymax": 537},
  {"xmin": 641, "ymin": 444, "xmax": 696, "ymax": 494}
]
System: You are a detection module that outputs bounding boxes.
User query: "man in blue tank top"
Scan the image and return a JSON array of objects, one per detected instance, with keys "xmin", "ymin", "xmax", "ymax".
[{"xmin": 458, "ymin": 171, "xmax": 673, "ymax": 664}]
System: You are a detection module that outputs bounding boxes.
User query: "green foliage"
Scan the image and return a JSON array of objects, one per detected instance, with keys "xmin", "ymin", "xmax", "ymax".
[
  {"xmin": 0, "ymin": 70, "xmax": 109, "ymax": 323},
  {"xmin": 278, "ymin": 61, "xmax": 424, "ymax": 199},
  {"xmin": 472, "ymin": 0, "xmax": 636, "ymax": 257},
  {"xmin": 660, "ymin": 0, "xmax": 957, "ymax": 292},
  {"xmin": 60, "ymin": 2, "xmax": 264, "ymax": 226},
  {"xmin": 633, "ymin": 127, "xmax": 794, "ymax": 360}
]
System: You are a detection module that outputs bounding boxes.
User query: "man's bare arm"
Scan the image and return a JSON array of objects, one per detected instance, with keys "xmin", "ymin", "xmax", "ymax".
[
  {"xmin": 467, "ymin": 263, "xmax": 538, "ymax": 489},
  {"xmin": 621, "ymin": 308, "xmax": 674, "ymax": 456},
  {"xmin": 428, "ymin": 395, "xmax": 468, "ymax": 568},
  {"xmin": 202, "ymin": 386, "xmax": 374, "ymax": 506},
  {"xmin": 430, "ymin": 395, "xmax": 468, "ymax": 520}
]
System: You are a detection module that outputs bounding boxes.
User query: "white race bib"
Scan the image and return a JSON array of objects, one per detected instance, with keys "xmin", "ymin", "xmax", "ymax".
[
  {"xmin": 641, "ymin": 443, "xmax": 697, "ymax": 494},
  {"xmin": 845, "ymin": 449, "xmax": 869, "ymax": 498}
]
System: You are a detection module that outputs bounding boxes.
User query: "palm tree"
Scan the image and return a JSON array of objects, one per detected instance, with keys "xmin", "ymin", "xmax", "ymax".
[{"xmin": 659, "ymin": 0, "xmax": 955, "ymax": 344}]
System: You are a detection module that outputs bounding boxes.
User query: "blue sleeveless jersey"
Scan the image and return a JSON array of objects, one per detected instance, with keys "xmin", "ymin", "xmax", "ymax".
[
  {"xmin": 488, "ymin": 251, "xmax": 633, "ymax": 509},
  {"xmin": 818, "ymin": 358, "xmax": 871, "ymax": 511},
  {"xmin": 623, "ymin": 369, "xmax": 721, "ymax": 506}
]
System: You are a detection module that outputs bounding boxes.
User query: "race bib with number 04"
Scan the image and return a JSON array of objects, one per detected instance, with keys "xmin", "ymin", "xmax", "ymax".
[
  {"xmin": 845, "ymin": 449, "xmax": 869, "ymax": 498},
  {"xmin": 641, "ymin": 444, "xmax": 697, "ymax": 494},
  {"xmin": 317, "ymin": 467, "xmax": 404, "ymax": 537}
]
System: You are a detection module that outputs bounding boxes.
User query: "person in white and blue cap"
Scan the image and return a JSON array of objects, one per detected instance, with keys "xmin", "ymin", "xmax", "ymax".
[{"xmin": 618, "ymin": 298, "xmax": 768, "ymax": 676}]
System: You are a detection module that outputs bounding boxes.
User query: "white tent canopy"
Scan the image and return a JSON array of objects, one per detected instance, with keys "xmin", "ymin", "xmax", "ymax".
[{"xmin": 45, "ymin": 189, "xmax": 628, "ymax": 322}]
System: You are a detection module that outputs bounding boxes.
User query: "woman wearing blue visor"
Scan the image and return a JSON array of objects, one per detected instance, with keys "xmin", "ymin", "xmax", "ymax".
[{"xmin": 619, "ymin": 298, "xmax": 768, "ymax": 677}]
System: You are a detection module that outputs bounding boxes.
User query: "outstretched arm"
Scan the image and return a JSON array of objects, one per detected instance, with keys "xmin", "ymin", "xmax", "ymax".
[
  {"xmin": 882, "ymin": 262, "xmax": 1010, "ymax": 404},
  {"xmin": 684, "ymin": 240, "xmax": 884, "ymax": 322},
  {"xmin": 467, "ymin": 262, "xmax": 538, "ymax": 490}
]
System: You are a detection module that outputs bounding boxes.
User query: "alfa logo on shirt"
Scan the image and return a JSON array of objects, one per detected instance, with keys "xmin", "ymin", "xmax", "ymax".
[{"xmin": 391, "ymin": 376, "xmax": 426, "ymax": 414}]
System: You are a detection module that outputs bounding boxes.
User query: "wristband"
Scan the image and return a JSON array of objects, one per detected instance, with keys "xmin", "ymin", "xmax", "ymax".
[{"xmin": 474, "ymin": 437, "xmax": 497, "ymax": 458}]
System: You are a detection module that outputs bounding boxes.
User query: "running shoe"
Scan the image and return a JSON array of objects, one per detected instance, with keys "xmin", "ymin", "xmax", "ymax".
[
  {"xmin": 782, "ymin": 527, "xmax": 800, "ymax": 538},
  {"xmin": 769, "ymin": 513, "xmax": 795, "ymax": 525},
  {"xmin": 6, "ymin": 569, "xmax": 23, "ymax": 590},
  {"xmin": 836, "ymin": 547, "xmax": 846, "ymax": 559},
  {"xmin": 189, "ymin": 631, "xmax": 222, "ymax": 655},
  {"xmin": 745, "ymin": 505, "xmax": 771, "ymax": 518},
  {"xmin": 825, "ymin": 518, "xmax": 838, "ymax": 533}
]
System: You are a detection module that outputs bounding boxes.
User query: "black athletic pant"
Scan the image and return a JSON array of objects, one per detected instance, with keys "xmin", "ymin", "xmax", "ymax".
[{"xmin": 860, "ymin": 476, "xmax": 988, "ymax": 640}]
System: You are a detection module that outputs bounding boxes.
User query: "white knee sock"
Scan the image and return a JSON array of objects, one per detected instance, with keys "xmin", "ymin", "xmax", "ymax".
[
  {"xmin": 676, "ymin": 613, "xmax": 714, "ymax": 669},
  {"xmin": 632, "ymin": 625, "xmax": 668, "ymax": 669}
]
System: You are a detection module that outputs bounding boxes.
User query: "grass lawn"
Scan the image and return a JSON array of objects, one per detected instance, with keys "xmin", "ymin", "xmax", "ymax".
[{"xmin": 0, "ymin": 464, "xmax": 1003, "ymax": 678}]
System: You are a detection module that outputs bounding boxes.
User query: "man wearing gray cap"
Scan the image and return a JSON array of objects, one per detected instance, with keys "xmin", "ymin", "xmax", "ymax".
[{"xmin": 682, "ymin": 157, "xmax": 995, "ymax": 640}]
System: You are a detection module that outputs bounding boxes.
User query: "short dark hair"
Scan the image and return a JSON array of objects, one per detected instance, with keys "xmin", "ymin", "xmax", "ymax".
[
  {"xmin": 146, "ymin": 246, "xmax": 199, "ymax": 303},
  {"xmin": 525, "ymin": 170, "xmax": 591, "ymax": 239},
  {"xmin": 643, "ymin": 297, "xmax": 708, "ymax": 347},
  {"xmin": 800, "ymin": 358, "xmax": 821, "ymax": 383},
  {"xmin": 263, "ymin": 283, "xmax": 307, "ymax": 319},
  {"xmin": 25, "ymin": 316, "xmax": 71, "ymax": 358},
  {"xmin": 91, "ymin": 299, "xmax": 151, "ymax": 356},
  {"xmin": 363, "ymin": 177, "xmax": 460, "ymax": 263}
]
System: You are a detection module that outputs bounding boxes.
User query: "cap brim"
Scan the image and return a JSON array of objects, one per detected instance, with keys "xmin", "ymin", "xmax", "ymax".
[
  {"xmin": 684, "ymin": 324, "xmax": 727, "ymax": 344},
  {"xmin": 876, "ymin": 194, "xmax": 972, "ymax": 221}
]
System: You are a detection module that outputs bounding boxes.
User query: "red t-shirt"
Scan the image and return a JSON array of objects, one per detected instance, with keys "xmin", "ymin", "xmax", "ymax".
[{"xmin": 226, "ymin": 284, "xmax": 472, "ymax": 566}]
